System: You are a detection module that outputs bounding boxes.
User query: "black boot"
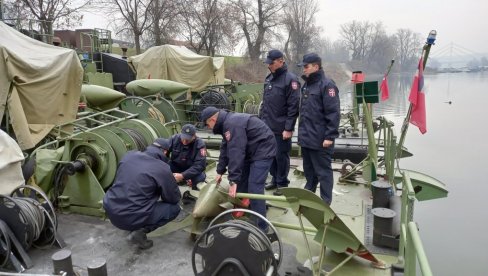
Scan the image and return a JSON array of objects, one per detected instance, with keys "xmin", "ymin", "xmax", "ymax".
[
  {"xmin": 128, "ymin": 229, "xmax": 153, "ymax": 249},
  {"xmin": 265, "ymin": 183, "xmax": 277, "ymax": 190}
]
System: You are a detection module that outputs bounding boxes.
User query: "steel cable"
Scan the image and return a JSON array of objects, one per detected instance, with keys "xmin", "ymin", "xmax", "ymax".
[
  {"xmin": 10, "ymin": 197, "xmax": 45, "ymax": 246},
  {"xmin": 122, "ymin": 128, "xmax": 147, "ymax": 151}
]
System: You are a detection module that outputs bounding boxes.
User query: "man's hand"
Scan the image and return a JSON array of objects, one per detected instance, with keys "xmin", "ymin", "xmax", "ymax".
[
  {"xmin": 322, "ymin": 139, "xmax": 333, "ymax": 148},
  {"xmin": 282, "ymin": 130, "xmax": 293, "ymax": 140},
  {"xmin": 215, "ymin": 174, "xmax": 223, "ymax": 185},
  {"xmin": 228, "ymin": 182, "xmax": 237, "ymax": 198},
  {"xmin": 173, "ymin": 173, "xmax": 184, "ymax": 182}
]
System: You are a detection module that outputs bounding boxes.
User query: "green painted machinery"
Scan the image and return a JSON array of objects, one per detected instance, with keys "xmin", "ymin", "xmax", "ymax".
[
  {"xmin": 119, "ymin": 78, "xmax": 264, "ymax": 126},
  {"xmin": 32, "ymin": 96, "xmax": 179, "ymax": 216}
]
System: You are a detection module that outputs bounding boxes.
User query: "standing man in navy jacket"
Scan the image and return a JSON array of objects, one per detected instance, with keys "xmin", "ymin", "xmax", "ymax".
[
  {"xmin": 200, "ymin": 107, "xmax": 277, "ymax": 230},
  {"xmin": 103, "ymin": 138, "xmax": 181, "ymax": 249},
  {"xmin": 298, "ymin": 53, "xmax": 341, "ymax": 204},
  {"xmin": 165, "ymin": 124, "xmax": 207, "ymax": 191},
  {"xmin": 260, "ymin": 50, "xmax": 300, "ymax": 196}
]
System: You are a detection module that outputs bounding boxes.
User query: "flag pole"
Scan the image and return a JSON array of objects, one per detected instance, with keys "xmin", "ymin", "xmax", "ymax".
[
  {"xmin": 396, "ymin": 30, "xmax": 437, "ymax": 155},
  {"xmin": 384, "ymin": 59, "xmax": 395, "ymax": 77}
]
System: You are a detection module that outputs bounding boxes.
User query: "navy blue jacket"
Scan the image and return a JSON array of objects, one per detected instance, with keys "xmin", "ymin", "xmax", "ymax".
[
  {"xmin": 103, "ymin": 146, "xmax": 181, "ymax": 231},
  {"xmin": 167, "ymin": 134, "xmax": 206, "ymax": 180},
  {"xmin": 213, "ymin": 110, "xmax": 277, "ymax": 183},
  {"xmin": 259, "ymin": 64, "xmax": 300, "ymax": 134},
  {"xmin": 298, "ymin": 69, "xmax": 341, "ymax": 149}
]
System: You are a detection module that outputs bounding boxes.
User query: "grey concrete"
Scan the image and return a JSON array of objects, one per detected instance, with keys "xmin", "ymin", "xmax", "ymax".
[{"xmin": 23, "ymin": 210, "xmax": 303, "ymax": 275}]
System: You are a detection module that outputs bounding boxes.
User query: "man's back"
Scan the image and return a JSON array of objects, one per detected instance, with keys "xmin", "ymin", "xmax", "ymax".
[
  {"xmin": 103, "ymin": 150, "xmax": 179, "ymax": 231},
  {"xmin": 221, "ymin": 111, "xmax": 276, "ymax": 161}
]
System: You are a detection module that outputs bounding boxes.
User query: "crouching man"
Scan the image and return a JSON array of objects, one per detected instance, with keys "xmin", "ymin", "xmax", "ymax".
[
  {"xmin": 165, "ymin": 124, "xmax": 207, "ymax": 191},
  {"xmin": 103, "ymin": 138, "xmax": 181, "ymax": 249}
]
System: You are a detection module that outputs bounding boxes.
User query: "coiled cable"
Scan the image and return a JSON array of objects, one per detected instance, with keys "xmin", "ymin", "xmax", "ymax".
[
  {"xmin": 122, "ymin": 128, "xmax": 147, "ymax": 151},
  {"xmin": 12, "ymin": 197, "xmax": 45, "ymax": 244}
]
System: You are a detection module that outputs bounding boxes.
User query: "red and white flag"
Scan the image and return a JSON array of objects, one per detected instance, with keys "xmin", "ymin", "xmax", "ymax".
[
  {"xmin": 380, "ymin": 75, "xmax": 389, "ymax": 101},
  {"xmin": 409, "ymin": 57, "xmax": 427, "ymax": 134}
]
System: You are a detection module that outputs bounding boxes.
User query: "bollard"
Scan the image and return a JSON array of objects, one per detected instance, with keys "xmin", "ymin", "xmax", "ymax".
[
  {"xmin": 372, "ymin": 207, "xmax": 399, "ymax": 249},
  {"xmin": 52, "ymin": 249, "xmax": 75, "ymax": 276},
  {"xmin": 87, "ymin": 258, "xmax": 108, "ymax": 276},
  {"xmin": 371, "ymin": 180, "xmax": 392, "ymax": 208}
]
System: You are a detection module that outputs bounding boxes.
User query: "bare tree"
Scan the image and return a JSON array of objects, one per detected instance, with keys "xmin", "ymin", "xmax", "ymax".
[
  {"xmin": 1, "ymin": 0, "xmax": 31, "ymax": 26},
  {"xmin": 282, "ymin": 0, "xmax": 319, "ymax": 65},
  {"xmin": 230, "ymin": 0, "xmax": 286, "ymax": 61},
  {"xmin": 364, "ymin": 22, "xmax": 397, "ymax": 72},
  {"xmin": 395, "ymin": 28, "xmax": 422, "ymax": 71},
  {"xmin": 98, "ymin": 0, "xmax": 154, "ymax": 54},
  {"xmin": 12, "ymin": 0, "xmax": 89, "ymax": 41},
  {"xmin": 339, "ymin": 20, "xmax": 374, "ymax": 61},
  {"xmin": 179, "ymin": 0, "xmax": 236, "ymax": 56},
  {"xmin": 148, "ymin": 0, "xmax": 180, "ymax": 46}
]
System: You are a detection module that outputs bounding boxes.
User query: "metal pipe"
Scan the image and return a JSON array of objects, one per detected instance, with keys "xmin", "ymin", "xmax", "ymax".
[
  {"xmin": 269, "ymin": 221, "xmax": 316, "ymax": 233},
  {"xmin": 298, "ymin": 213, "xmax": 315, "ymax": 276},
  {"xmin": 327, "ymin": 251, "xmax": 357, "ymax": 275},
  {"xmin": 408, "ymin": 222, "xmax": 433, "ymax": 276},
  {"xmin": 235, "ymin": 192, "xmax": 288, "ymax": 202}
]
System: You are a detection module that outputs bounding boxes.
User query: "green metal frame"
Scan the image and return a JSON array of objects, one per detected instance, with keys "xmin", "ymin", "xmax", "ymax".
[
  {"xmin": 234, "ymin": 188, "xmax": 383, "ymax": 275},
  {"xmin": 398, "ymin": 172, "xmax": 433, "ymax": 276},
  {"xmin": 30, "ymin": 105, "xmax": 172, "ymax": 216}
]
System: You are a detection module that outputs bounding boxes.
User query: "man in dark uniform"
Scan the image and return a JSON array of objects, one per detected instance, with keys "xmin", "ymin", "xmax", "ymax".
[
  {"xmin": 165, "ymin": 124, "xmax": 207, "ymax": 191},
  {"xmin": 200, "ymin": 106, "xmax": 277, "ymax": 230},
  {"xmin": 103, "ymin": 138, "xmax": 181, "ymax": 249},
  {"xmin": 297, "ymin": 53, "xmax": 340, "ymax": 204},
  {"xmin": 260, "ymin": 49, "xmax": 300, "ymax": 196}
]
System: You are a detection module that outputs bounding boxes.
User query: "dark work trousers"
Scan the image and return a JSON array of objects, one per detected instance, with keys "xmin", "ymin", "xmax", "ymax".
[
  {"xmin": 237, "ymin": 158, "xmax": 274, "ymax": 230},
  {"xmin": 143, "ymin": 202, "xmax": 181, "ymax": 233},
  {"xmin": 270, "ymin": 135, "xmax": 292, "ymax": 188},
  {"xmin": 302, "ymin": 146, "xmax": 334, "ymax": 204}
]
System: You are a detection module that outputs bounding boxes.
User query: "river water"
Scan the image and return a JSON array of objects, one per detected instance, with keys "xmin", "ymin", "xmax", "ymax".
[{"xmin": 338, "ymin": 71, "xmax": 488, "ymax": 275}]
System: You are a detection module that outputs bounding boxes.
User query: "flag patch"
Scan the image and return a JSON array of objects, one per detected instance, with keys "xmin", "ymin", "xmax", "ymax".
[
  {"xmin": 328, "ymin": 88, "xmax": 336, "ymax": 97},
  {"xmin": 224, "ymin": 131, "xmax": 231, "ymax": 141},
  {"xmin": 200, "ymin": 148, "xmax": 207, "ymax": 157}
]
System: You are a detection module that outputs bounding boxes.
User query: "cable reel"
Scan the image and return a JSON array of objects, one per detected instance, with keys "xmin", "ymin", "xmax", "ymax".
[
  {"xmin": 68, "ymin": 132, "xmax": 117, "ymax": 190},
  {"xmin": 118, "ymin": 96, "xmax": 166, "ymax": 123},
  {"xmin": 117, "ymin": 119, "xmax": 158, "ymax": 148},
  {"xmin": 194, "ymin": 89, "xmax": 232, "ymax": 120},
  {"xmin": 242, "ymin": 99, "xmax": 261, "ymax": 115},
  {"xmin": 0, "ymin": 185, "xmax": 57, "ymax": 251},
  {"xmin": 145, "ymin": 95, "xmax": 179, "ymax": 123},
  {"xmin": 0, "ymin": 220, "xmax": 11, "ymax": 268},
  {"xmin": 192, "ymin": 209, "xmax": 282, "ymax": 276}
]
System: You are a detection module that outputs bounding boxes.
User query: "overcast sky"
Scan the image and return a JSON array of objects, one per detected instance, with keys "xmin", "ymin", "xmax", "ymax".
[
  {"xmin": 81, "ymin": 0, "xmax": 488, "ymax": 56},
  {"xmin": 317, "ymin": 0, "xmax": 488, "ymax": 55}
]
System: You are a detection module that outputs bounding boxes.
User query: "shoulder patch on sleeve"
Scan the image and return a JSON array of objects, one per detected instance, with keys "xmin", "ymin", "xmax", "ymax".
[
  {"xmin": 224, "ymin": 131, "xmax": 231, "ymax": 141},
  {"xmin": 200, "ymin": 148, "xmax": 207, "ymax": 157},
  {"xmin": 328, "ymin": 88, "xmax": 336, "ymax": 97}
]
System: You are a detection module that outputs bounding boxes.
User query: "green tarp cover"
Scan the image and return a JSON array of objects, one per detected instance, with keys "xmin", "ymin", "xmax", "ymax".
[
  {"xmin": 0, "ymin": 22, "xmax": 83, "ymax": 150},
  {"xmin": 128, "ymin": 45, "xmax": 225, "ymax": 92}
]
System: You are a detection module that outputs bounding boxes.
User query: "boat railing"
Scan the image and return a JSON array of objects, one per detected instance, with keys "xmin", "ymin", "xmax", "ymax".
[{"xmin": 399, "ymin": 171, "xmax": 433, "ymax": 276}]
